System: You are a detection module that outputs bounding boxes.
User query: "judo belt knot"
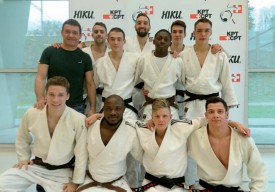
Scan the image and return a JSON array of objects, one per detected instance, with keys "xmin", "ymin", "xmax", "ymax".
[
  {"xmin": 32, "ymin": 156, "xmax": 75, "ymax": 170},
  {"xmin": 144, "ymin": 95, "xmax": 178, "ymax": 109},
  {"xmin": 184, "ymin": 91, "xmax": 219, "ymax": 102},
  {"xmin": 76, "ymin": 171, "xmax": 126, "ymax": 192},
  {"xmin": 199, "ymin": 179, "xmax": 243, "ymax": 192},
  {"xmin": 131, "ymin": 172, "xmax": 187, "ymax": 191}
]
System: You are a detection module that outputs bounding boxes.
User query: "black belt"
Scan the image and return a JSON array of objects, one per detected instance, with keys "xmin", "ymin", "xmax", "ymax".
[
  {"xmin": 135, "ymin": 82, "xmax": 144, "ymax": 89},
  {"xmin": 199, "ymin": 179, "xmax": 243, "ymax": 192},
  {"xmin": 184, "ymin": 91, "xmax": 219, "ymax": 102},
  {"xmin": 101, "ymin": 97, "xmax": 138, "ymax": 115},
  {"xmin": 176, "ymin": 90, "xmax": 185, "ymax": 97},
  {"xmin": 132, "ymin": 172, "xmax": 187, "ymax": 192},
  {"xmin": 32, "ymin": 156, "xmax": 75, "ymax": 170},
  {"xmin": 96, "ymin": 87, "xmax": 104, "ymax": 95}
]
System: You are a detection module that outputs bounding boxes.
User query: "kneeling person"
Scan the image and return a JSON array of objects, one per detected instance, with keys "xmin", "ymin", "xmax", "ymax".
[{"xmin": 0, "ymin": 76, "xmax": 87, "ymax": 192}]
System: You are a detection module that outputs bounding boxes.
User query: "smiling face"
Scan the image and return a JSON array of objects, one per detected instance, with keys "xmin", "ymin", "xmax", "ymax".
[
  {"xmin": 46, "ymin": 85, "xmax": 69, "ymax": 111},
  {"xmin": 92, "ymin": 24, "xmax": 107, "ymax": 45},
  {"xmin": 205, "ymin": 102, "xmax": 229, "ymax": 128},
  {"xmin": 135, "ymin": 15, "xmax": 151, "ymax": 37},
  {"xmin": 61, "ymin": 24, "xmax": 82, "ymax": 48}
]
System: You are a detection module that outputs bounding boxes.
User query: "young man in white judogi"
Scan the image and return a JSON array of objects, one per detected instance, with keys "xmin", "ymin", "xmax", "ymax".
[
  {"xmin": 82, "ymin": 22, "xmax": 109, "ymax": 113},
  {"xmin": 188, "ymin": 97, "xmax": 266, "ymax": 192},
  {"xmin": 0, "ymin": 76, "xmax": 87, "ymax": 192},
  {"xmin": 124, "ymin": 13, "xmax": 155, "ymax": 111},
  {"xmin": 76, "ymin": 95, "xmax": 143, "ymax": 192},
  {"xmin": 181, "ymin": 18, "xmax": 238, "ymax": 119},
  {"xmin": 135, "ymin": 29, "xmax": 183, "ymax": 122},
  {"xmin": 131, "ymin": 99, "xmax": 247, "ymax": 192},
  {"xmin": 94, "ymin": 27, "xmax": 140, "ymax": 120}
]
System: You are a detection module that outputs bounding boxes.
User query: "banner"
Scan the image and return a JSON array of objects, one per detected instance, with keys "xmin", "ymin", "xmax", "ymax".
[{"xmin": 70, "ymin": 0, "xmax": 247, "ymax": 123}]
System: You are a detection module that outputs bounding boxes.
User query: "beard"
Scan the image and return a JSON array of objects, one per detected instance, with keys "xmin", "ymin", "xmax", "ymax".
[{"xmin": 136, "ymin": 30, "xmax": 149, "ymax": 38}]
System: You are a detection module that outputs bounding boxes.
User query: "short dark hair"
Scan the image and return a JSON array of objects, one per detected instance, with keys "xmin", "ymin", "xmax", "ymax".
[
  {"xmin": 46, "ymin": 76, "xmax": 70, "ymax": 93},
  {"xmin": 171, "ymin": 20, "xmax": 186, "ymax": 34},
  {"xmin": 205, "ymin": 97, "xmax": 228, "ymax": 111},
  {"xmin": 154, "ymin": 29, "xmax": 172, "ymax": 40},
  {"xmin": 108, "ymin": 27, "xmax": 125, "ymax": 39},
  {"xmin": 194, "ymin": 18, "xmax": 212, "ymax": 30},
  {"xmin": 136, "ymin": 13, "xmax": 151, "ymax": 26},
  {"xmin": 62, "ymin": 19, "xmax": 82, "ymax": 34},
  {"xmin": 93, "ymin": 22, "xmax": 107, "ymax": 32}
]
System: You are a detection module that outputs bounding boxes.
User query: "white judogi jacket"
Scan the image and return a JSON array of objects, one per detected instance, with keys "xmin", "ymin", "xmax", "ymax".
[
  {"xmin": 135, "ymin": 52, "xmax": 183, "ymax": 120},
  {"xmin": 82, "ymin": 45, "xmax": 110, "ymax": 65},
  {"xmin": 16, "ymin": 106, "xmax": 87, "ymax": 184},
  {"xmin": 188, "ymin": 126, "xmax": 266, "ymax": 192},
  {"xmin": 125, "ymin": 36, "xmax": 154, "ymax": 55},
  {"xmin": 180, "ymin": 47, "xmax": 238, "ymax": 118},
  {"xmin": 87, "ymin": 119, "xmax": 143, "ymax": 183},
  {"xmin": 135, "ymin": 118, "xmax": 206, "ymax": 191},
  {"xmin": 94, "ymin": 52, "xmax": 140, "ymax": 100},
  {"xmin": 136, "ymin": 52, "xmax": 182, "ymax": 99}
]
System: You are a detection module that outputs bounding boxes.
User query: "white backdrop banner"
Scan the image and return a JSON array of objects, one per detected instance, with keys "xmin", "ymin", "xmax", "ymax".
[{"xmin": 69, "ymin": 0, "xmax": 247, "ymax": 123}]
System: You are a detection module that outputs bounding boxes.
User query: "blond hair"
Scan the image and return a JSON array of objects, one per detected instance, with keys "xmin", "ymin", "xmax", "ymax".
[{"xmin": 152, "ymin": 99, "xmax": 170, "ymax": 112}]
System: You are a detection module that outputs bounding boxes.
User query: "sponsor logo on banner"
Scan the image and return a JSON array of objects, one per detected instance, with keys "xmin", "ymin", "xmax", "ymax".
[
  {"xmin": 161, "ymin": 10, "xmax": 183, "ymax": 19},
  {"xmin": 229, "ymin": 55, "xmax": 241, "ymax": 64},
  {"xmin": 219, "ymin": 31, "xmax": 242, "ymax": 41},
  {"xmin": 190, "ymin": 9, "xmax": 212, "ymax": 19},
  {"xmin": 190, "ymin": 33, "xmax": 195, "ymax": 41},
  {"xmin": 73, "ymin": 10, "xmax": 95, "ymax": 19},
  {"xmin": 103, "ymin": 10, "xmax": 125, "ymax": 19},
  {"xmin": 132, "ymin": 5, "xmax": 154, "ymax": 22},
  {"xmin": 232, "ymin": 74, "xmax": 241, "ymax": 82},
  {"xmin": 220, "ymin": 3, "xmax": 243, "ymax": 24},
  {"xmin": 81, "ymin": 27, "xmax": 93, "ymax": 41}
]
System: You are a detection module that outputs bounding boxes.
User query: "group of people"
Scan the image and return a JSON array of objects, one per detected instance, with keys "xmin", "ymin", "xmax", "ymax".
[{"xmin": 0, "ymin": 12, "xmax": 267, "ymax": 192}]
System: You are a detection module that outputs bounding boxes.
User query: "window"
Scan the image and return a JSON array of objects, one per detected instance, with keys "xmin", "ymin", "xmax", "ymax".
[
  {"xmin": 248, "ymin": 0, "xmax": 275, "ymax": 144},
  {"xmin": 0, "ymin": 0, "xmax": 68, "ymax": 144}
]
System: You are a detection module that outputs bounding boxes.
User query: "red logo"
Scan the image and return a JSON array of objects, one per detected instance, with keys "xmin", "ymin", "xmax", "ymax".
[
  {"xmin": 232, "ymin": 74, "xmax": 241, "ymax": 82},
  {"xmin": 103, "ymin": 14, "xmax": 112, "ymax": 19},
  {"xmin": 190, "ymin": 14, "xmax": 200, "ymax": 19},
  {"xmin": 144, "ymin": 6, "xmax": 154, "ymax": 15},
  {"xmin": 219, "ymin": 36, "xmax": 230, "ymax": 41},
  {"xmin": 233, "ymin": 5, "xmax": 242, "ymax": 13}
]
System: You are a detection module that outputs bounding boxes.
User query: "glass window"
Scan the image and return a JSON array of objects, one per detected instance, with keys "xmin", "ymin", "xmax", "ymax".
[
  {"xmin": 0, "ymin": 0, "xmax": 68, "ymax": 144},
  {"xmin": 248, "ymin": 0, "xmax": 275, "ymax": 144}
]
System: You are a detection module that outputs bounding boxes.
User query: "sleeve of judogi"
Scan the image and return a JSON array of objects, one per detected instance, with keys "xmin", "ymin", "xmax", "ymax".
[
  {"xmin": 72, "ymin": 116, "xmax": 88, "ymax": 184},
  {"xmin": 127, "ymin": 120, "xmax": 143, "ymax": 162},
  {"xmin": 15, "ymin": 110, "xmax": 33, "ymax": 162},
  {"xmin": 242, "ymin": 138, "xmax": 267, "ymax": 192},
  {"xmin": 180, "ymin": 117, "xmax": 207, "ymax": 136},
  {"xmin": 219, "ymin": 53, "xmax": 238, "ymax": 107}
]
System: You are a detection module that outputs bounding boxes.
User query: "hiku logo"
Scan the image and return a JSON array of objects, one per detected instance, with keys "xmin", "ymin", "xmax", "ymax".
[
  {"xmin": 161, "ymin": 10, "xmax": 182, "ymax": 19},
  {"xmin": 132, "ymin": 5, "xmax": 154, "ymax": 22},
  {"xmin": 220, "ymin": 3, "xmax": 243, "ymax": 24},
  {"xmin": 229, "ymin": 55, "xmax": 241, "ymax": 64},
  {"xmin": 190, "ymin": 9, "xmax": 212, "ymax": 19},
  {"xmin": 219, "ymin": 31, "xmax": 242, "ymax": 41},
  {"xmin": 232, "ymin": 74, "xmax": 241, "ymax": 82},
  {"xmin": 73, "ymin": 11, "xmax": 95, "ymax": 19},
  {"xmin": 103, "ymin": 10, "xmax": 124, "ymax": 19}
]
